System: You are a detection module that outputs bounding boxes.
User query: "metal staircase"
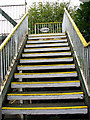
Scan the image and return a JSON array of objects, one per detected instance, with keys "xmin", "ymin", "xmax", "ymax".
[{"xmin": 2, "ymin": 33, "xmax": 88, "ymax": 119}]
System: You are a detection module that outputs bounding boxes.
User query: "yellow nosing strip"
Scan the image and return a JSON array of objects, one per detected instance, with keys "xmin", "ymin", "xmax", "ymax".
[
  {"xmin": 11, "ymin": 80, "xmax": 80, "ymax": 84},
  {"xmin": 2, "ymin": 106, "xmax": 88, "ymax": 110},
  {"xmin": 14, "ymin": 71, "xmax": 77, "ymax": 75},
  {"xmin": 8, "ymin": 92, "xmax": 83, "ymax": 96}
]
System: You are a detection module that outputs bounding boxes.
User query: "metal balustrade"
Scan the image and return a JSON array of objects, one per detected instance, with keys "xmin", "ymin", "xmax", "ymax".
[
  {"xmin": 0, "ymin": 13, "xmax": 28, "ymax": 90},
  {"xmin": 34, "ymin": 22, "xmax": 62, "ymax": 34},
  {"xmin": 62, "ymin": 8, "xmax": 90, "ymax": 95}
]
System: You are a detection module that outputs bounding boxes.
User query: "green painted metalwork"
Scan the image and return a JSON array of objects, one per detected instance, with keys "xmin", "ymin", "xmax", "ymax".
[{"xmin": 0, "ymin": 8, "xmax": 17, "ymax": 27}]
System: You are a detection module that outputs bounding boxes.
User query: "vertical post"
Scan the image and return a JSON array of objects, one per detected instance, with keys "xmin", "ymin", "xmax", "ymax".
[
  {"xmin": 19, "ymin": 71, "xmax": 24, "ymax": 120},
  {"xmin": 0, "ymin": 51, "xmax": 2, "ymax": 120},
  {"xmin": 53, "ymin": 24, "xmax": 54, "ymax": 33},
  {"xmin": 15, "ymin": 35, "xmax": 18, "ymax": 57},
  {"xmin": 35, "ymin": 24, "xmax": 36, "ymax": 34},
  {"xmin": 57, "ymin": 23, "xmax": 58, "ymax": 33},
  {"xmin": 0, "ymin": 51, "xmax": 1, "ymax": 88},
  {"xmin": 25, "ymin": 0, "xmax": 27, "ymax": 14},
  {"xmin": 59, "ymin": 23, "xmax": 60, "ymax": 33},
  {"xmin": 0, "ymin": 94, "xmax": 2, "ymax": 120},
  {"xmin": 87, "ymin": 46, "xmax": 90, "ymax": 92},
  {"xmin": 1, "ymin": 51, "xmax": 3, "ymax": 85}
]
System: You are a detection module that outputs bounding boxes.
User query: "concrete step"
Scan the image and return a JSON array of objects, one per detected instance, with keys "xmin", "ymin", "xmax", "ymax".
[
  {"xmin": 24, "ymin": 46, "xmax": 70, "ymax": 52},
  {"xmin": 17, "ymin": 64, "xmax": 75, "ymax": 71},
  {"xmin": 27, "ymin": 39, "xmax": 67, "ymax": 44},
  {"xmin": 28, "ymin": 36, "xmax": 67, "ymax": 40},
  {"xmin": 2, "ymin": 103, "xmax": 88, "ymax": 115},
  {"xmin": 25, "ymin": 43, "xmax": 68, "ymax": 48},
  {"xmin": 11, "ymin": 80, "xmax": 80, "ymax": 88},
  {"xmin": 14, "ymin": 71, "xmax": 77, "ymax": 79},
  {"xmin": 28, "ymin": 33, "xmax": 66, "ymax": 37},
  {"xmin": 22, "ymin": 51, "xmax": 72, "ymax": 58},
  {"xmin": 7, "ymin": 91, "xmax": 83, "ymax": 100},
  {"xmin": 20, "ymin": 57, "xmax": 73, "ymax": 64}
]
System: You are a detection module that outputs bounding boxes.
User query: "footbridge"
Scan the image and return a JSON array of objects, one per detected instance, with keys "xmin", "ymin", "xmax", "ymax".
[{"xmin": 0, "ymin": 8, "xmax": 90, "ymax": 120}]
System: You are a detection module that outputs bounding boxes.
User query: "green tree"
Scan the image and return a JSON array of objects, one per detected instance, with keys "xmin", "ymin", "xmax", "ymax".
[
  {"xmin": 74, "ymin": 2, "xmax": 90, "ymax": 42},
  {"xmin": 28, "ymin": 1, "xmax": 71, "ymax": 34}
]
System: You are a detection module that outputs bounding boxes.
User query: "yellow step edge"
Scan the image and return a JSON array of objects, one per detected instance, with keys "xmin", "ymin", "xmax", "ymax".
[
  {"xmin": 7, "ymin": 92, "xmax": 83, "ymax": 96},
  {"xmin": 11, "ymin": 80, "xmax": 80, "ymax": 84},
  {"xmin": 17, "ymin": 64, "xmax": 75, "ymax": 67},
  {"xmin": 20, "ymin": 57, "xmax": 73, "ymax": 61},
  {"xmin": 14, "ymin": 71, "xmax": 77, "ymax": 75},
  {"xmin": 2, "ymin": 106, "xmax": 88, "ymax": 110}
]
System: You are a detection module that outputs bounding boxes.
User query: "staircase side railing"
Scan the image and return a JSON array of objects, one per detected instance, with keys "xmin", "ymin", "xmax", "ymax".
[
  {"xmin": 33, "ymin": 22, "xmax": 62, "ymax": 34},
  {"xmin": 62, "ymin": 8, "xmax": 90, "ymax": 95},
  {"xmin": 0, "ymin": 13, "xmax": 28, "ymax": 90}
]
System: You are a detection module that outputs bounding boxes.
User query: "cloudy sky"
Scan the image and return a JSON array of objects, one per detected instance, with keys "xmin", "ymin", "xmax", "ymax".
[{"xmin": 0, "ymin": 0, "xmax": 81, "ymax": 7}]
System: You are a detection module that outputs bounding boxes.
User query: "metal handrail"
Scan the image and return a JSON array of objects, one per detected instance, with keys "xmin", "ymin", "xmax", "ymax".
[
  {"xmin": 62, "ymin": 8, "xmax": 90, "ymax": 95},
  {"xmin": 0, "ymin": 13, "xmax": 28, "ymax": 51},
  {"xmin": 64, "ymin": 8, "xmax": 90, "ymax": 47},
  {"xmin": 35, "ymin": 22, "xmax": 62, "ymax": 25}
]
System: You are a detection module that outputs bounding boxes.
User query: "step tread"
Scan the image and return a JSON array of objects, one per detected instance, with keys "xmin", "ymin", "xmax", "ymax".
[
  {"xmin": 22, "ymin": 51, "xmax": 72, "ymax": 57},
  {"xmin": 11, "ymin": 80, "xmax": 80, "ymax": 88},
  {"xmin": 11, "ymin": 80, "xmax": 80, "ymax": 84},
  {"xmin": 28, "ymin": 36, "xmax": 67, "ymax": 40},
  {"xmin": 2, "ymin": 103, "xmax": 88, "ymax": 115},
  {"xmin": 20, "ymin": 57, "xmax": 73, "ymax": 63},
  {"xmin": 28, "ymin": 33, "xmax": 66, "ymax": 37},
  {"xmin": 27, "ymin": 39, "xmax": 67, "ymax": 44},
  {"xmin": 24, "ymin": 46, "xmax": 70, "ymax": 52},
  {"xmin": 14, "ymin": 71, "xmax": 77, "ymax": 78},
  {"xmin": 17, "ymin": 64, "xmax": 75, "ymax": 70},
  {"xmin": 7, "ymin": 91, "xmax": 83, "ymax": 100},
  {"xmin": 25, "ymin": 43, "xmax": 68, "ymax": 48}
]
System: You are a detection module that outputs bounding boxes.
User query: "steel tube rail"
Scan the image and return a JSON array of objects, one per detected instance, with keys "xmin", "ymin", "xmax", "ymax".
[
  {"xmin": 0, "ymin": 13, "xmax": 28, "ymax": 89},
  {"xmin": 62, "ymin": 8, "xmax": 90, "ymax": 95}
]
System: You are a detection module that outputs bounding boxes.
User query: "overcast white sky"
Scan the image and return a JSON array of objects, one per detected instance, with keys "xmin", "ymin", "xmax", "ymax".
[{"xmin": 0, "ymin": 0, "xmax": 81, "ymax": 7}]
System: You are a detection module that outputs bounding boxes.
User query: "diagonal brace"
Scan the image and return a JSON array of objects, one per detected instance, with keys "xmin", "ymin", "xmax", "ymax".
[{"xmin": 0, "ymin": 8, "xmax": 17, "ymax": 27}]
